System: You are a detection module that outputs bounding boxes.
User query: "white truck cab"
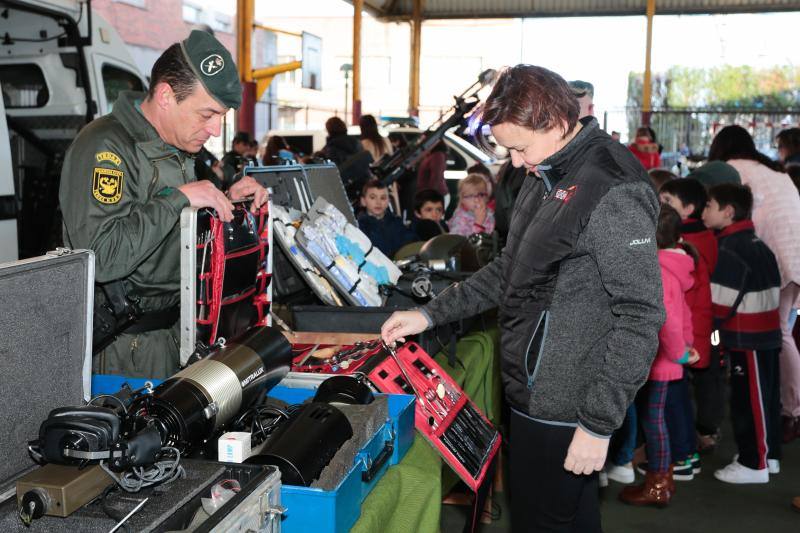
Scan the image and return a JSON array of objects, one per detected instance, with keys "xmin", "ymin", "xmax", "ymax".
[{"xmin": 0, "ymin": 0, "xmax": 146, "ymax": 261}]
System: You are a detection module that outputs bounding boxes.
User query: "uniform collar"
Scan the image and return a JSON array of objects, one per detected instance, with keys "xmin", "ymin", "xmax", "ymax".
[
  {"xmin": 112, "ymin": 91, "xmax": 186, "ymax": 160},
  {"xmin": 718, "ymin": 219, "xmax": 754, "ymax": 238},
  {"xmin": 680, "ymin": 217, "xmax": 707, "ymax": 233}
]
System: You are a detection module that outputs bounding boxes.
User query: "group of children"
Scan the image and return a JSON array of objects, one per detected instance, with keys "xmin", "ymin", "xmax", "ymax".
[
  {"xmin": 356, "ymin": 172, "xmax": 497, "ymax": 258},
  {"xmin": 615, "ymin": 171, "xmax": 783, "ymax": 507}
]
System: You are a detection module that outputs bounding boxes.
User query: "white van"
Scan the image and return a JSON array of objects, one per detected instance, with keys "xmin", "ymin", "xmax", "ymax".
[{"xmin": 0, "ymin": 0, "xmax": 147, "ymax": 262}]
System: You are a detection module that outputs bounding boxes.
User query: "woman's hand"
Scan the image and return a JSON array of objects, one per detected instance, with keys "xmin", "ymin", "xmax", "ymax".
[
  {"xmin": 687, "ymin": 347, "xmax": 700, "ymax": 365},
  {"xmin": 380, "ymin": 310, "xmax": 429, "ymax": 345},
  {"xmin": 563, "ymin": 426, "xmax": 609, "ymax": 475}
]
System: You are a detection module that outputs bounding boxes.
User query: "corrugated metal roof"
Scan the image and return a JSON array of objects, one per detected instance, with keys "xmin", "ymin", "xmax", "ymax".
[{"xmin": 353, "ymin": 0, "xmax": 800, "ymax": 20}]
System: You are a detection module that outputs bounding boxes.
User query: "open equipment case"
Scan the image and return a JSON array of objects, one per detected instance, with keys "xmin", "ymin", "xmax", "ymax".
[
  {"xmin": 79, "ymin": 197, "xmax": 413, "ymax": 533},
  {"xmin": 180, "ymin": 202, "xmax": 273, "ymax": 365},
  {"xmin": 0, "ymin": 249, "xmax": 283, "ymax": 532}
]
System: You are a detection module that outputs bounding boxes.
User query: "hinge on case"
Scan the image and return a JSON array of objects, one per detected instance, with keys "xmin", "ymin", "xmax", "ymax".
[
  {"xmin": 46, "ymin": 247, "xmax": 74, "ymax": 257},
  {"xmin": 265, "ymin": 504, "xmax": 287, "ymax": 523}
]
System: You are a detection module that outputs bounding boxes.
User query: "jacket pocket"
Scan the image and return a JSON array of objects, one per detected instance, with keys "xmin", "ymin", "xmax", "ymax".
[{"xmin": 524, "ymin": 310, "xmax": 550, "ymax": 390}]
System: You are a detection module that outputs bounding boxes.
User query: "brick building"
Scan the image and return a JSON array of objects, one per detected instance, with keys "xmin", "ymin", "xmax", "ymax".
[{"xmin": 92, "ymin": 0, "xmax": 236, "ymax": 79}]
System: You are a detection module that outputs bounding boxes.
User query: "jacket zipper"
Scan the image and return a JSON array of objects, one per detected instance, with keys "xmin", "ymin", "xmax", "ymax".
[{"xmin": 524, "ymin": 310, "xmax": 550, "ymax": 389}]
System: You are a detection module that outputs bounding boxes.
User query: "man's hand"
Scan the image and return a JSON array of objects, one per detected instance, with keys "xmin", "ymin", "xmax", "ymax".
[
  {"xmin": 563, "ymin": 426, "xmax": 609, "ymax": 475},
  {"xmin": 381, "ymin": 310, "xmax": 429, "ymax": 345},
  {"xmin": 179, "ymin": 181, "xmax": 235, "ymax": 222},
  {"xmin": 228, "ymin": 176, "xmax": 269, "ymax": 213}
]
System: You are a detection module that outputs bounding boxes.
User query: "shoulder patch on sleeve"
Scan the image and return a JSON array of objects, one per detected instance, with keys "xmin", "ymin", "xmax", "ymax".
[
  {"xmin": 95, "ymin": 151, "xmax": 122, "ymax": 166},
  {"xmin": 92, "ymin": 167, "xmax": 124, "ymax": 204}
]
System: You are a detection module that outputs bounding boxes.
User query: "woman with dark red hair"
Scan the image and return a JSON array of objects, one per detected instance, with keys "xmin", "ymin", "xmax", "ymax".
[{"xmin": 382, "ymin": 65, "xmax": 665, "ymax": 530}]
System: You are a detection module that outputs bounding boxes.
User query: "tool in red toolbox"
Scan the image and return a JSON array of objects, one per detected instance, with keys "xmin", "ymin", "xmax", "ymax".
[{"xmin": 380, "ymin": 340, "xmax": 442, "ymax": 423}]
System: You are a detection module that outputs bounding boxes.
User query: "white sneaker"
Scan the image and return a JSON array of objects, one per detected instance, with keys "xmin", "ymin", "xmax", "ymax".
[
  {"xmin": 598, "ymin": 470, "xmax": 609, "ymax": 488},
  {"xmin": 606, "ymin": 463, "xmax": 635, "ymax": 484},
  {"xmin": 714, "ymin": 460, "xmax": 769, "ymax": 484},
  {"xmin": 768, "ymin": 459, "xmax": 780, "ymax": 474},
  {"xmin": 732, "ymin": 454, "xmax": 779, "ymax": 474}
]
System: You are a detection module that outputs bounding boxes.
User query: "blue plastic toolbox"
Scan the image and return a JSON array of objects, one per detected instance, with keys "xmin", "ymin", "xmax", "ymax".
[{"xmin": 93, "ymin": 372, "xmax": 415, "ymax": 533}]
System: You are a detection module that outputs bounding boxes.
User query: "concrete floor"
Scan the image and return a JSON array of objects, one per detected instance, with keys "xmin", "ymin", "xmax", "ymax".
[{"xmin": 442, "ymin": 419, "xmax": 800, "ymax": 532}]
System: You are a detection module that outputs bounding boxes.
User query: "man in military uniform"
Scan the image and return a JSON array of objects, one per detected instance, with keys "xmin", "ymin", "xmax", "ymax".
[{"xmin": 59, "ymin": 30, "xmax": 267, "ymax": 379}]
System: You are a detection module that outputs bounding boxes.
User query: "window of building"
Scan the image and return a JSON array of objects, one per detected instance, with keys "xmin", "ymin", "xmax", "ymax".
[
  {"xmin": 115, "ymin": 0, "xmax": 147, "ymax": 8},
  {"xmin": 0, "ymin": 64, "xmax": 48, "ymax": 108},
  {"xmin": 182, "ymin": 3, "xmax": 202, "ymax": 24},
  {"xmin": 102, "ymin": 65, "xmax": 144, "ymax": 109},
  {"xmin": 212, "ymin": 15, "xmax": 232, "ymax": 33}
]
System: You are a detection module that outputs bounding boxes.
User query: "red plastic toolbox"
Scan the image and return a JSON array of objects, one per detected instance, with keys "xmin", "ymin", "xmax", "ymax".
[{"xmin": 292, "ymin": 341, "xmax": 500, "ymax": 491}]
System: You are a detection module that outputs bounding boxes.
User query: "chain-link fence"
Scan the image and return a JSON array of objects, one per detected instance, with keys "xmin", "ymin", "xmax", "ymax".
[{"xmin": 604, "ymin": 107, "xmax": 800, "ymax": 169}]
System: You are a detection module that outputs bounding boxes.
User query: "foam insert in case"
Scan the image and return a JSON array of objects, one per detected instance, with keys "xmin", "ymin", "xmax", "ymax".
[{"xmin": 265, "ymin": 372, "xmax": 415, "ymax": 533}]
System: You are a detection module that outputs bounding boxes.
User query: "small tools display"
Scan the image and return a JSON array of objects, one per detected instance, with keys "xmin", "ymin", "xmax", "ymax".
[{"xmin": 292, "ymin": 340, "xmax": 501, "ymax": 490}]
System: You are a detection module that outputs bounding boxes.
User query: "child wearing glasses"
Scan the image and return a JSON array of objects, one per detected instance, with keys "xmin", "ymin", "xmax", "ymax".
[{"xmin": 448, "ymin": 173, "xmax": 495, "ymax": 236}]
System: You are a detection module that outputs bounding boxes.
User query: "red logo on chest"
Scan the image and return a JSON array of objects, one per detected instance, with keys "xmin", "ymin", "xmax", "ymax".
[{"xmin": 553, "ymin": 185, "xmax": 578, "ymax": 203}]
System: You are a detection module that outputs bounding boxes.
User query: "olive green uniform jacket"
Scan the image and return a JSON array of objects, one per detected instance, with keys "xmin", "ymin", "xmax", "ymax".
[{"xmin": 59, "ymin": 91, "xmax": 192, "ymax": 379}]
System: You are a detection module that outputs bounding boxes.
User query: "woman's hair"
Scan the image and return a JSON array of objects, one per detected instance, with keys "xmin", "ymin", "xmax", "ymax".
[
  {"xmin": 657, "ymin": 204, "xmax": 682, "ymax": 250},
  {"xmin": 325, "ymin": 116, "xmax": 348, "ymax": 137},
  {"xmin": 263, "ymin": 135, "xmax": 289, "ymax": 164},
  {"xmin": 476, "ymin": 65, "xmax": 579, "ymax": 154},
  {"xmin": 777, "ymin": 127, "xmax": 800, "ymax": 160},
  {"xmin": 707, "ymin": 125, "xmax": 783, "ymax": 172},
  {"xmin": 388, "ymin": 132, "xmax": 407, "ymax": 149},
  {"xmin": 634, "ymin": 127, "xmax": 652, "ymax": 140},
  {"xmin": 458, "ymin": 173, "xmax": 489, "ymax": 196},
  {"xmin": 359, "ymin": 114, "xmax": 387, "ymax": 156},
  {"xmin": 657, "ymin": 204, "xmax": 684, "ymax": 253},
  {"xmin": 659, "ymin": 204, "xmax": 701, "ymax": 263}
]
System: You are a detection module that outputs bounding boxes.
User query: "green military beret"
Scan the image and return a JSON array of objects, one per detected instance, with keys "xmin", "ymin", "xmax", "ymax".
[
  {"xmin": 687, "ymin": 161, "xmax": 741, "ymax": 188},
  {"xmin": 180, "ymin": 30, "xmax": 242, "ymax": 109}
]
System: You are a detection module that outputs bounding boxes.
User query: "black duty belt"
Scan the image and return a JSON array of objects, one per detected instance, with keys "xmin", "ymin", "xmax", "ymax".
[{"xmin": 124, "ymin": 305, "xmax": 180, "ymax": 334}]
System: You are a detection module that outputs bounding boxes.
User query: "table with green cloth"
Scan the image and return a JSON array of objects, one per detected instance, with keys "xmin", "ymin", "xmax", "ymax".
[{"xmin": 351, "ymin": 327, "xmax": 502, "ymax": 533}]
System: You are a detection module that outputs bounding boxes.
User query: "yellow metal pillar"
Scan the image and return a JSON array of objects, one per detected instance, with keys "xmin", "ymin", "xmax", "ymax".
[
  {"xmin": 237, "ymin": 0, "xmax": 256, "ymax": 137},
  {"xmin": 352, "ymin": 0, "xmax": 363, "ymax": 125},
  {"xmin": 408, "ymin": 0, "xmax": 423, "ymax": 117},
  {"xmin": 641, "ymin": 0, "xmax": 656, "ymax": 126}
]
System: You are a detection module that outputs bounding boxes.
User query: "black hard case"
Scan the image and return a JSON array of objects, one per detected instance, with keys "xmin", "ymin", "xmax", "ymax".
[{"xmin": 0, "ymin": 249, "xmax": 282, "ymax": 532}]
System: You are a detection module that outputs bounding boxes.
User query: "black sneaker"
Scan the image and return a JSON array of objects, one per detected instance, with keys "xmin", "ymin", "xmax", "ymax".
[
  {"xmin": 690, "ymin": 452, "xmax": 701, "ymax": 474},
  {"xmin": 635, "ymin": 461, "xmax": 694, "ymax": 480},
  {"xmin": 673, "ymin": 459, "xmax": 695, "ymax": 481}
]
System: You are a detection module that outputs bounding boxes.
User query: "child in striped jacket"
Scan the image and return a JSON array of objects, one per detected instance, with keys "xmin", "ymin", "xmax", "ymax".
[{"xmin": 703, "ymin": 183, "xmax": 783, "ymax": 484}]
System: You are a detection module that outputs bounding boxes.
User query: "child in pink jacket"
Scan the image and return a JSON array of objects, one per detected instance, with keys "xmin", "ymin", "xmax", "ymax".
[{"xmin": 620, "ymin": 205, "xmax": 699, "ymax": 507}]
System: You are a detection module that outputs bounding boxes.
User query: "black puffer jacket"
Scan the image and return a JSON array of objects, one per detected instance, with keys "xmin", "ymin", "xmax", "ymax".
[
  {"xmin": 422, "ymin": 117, "xmax": 665, "ymax": 437},
  {"xmin": 321, "ymin": 134, "xmax": 362, "ymax": 166}
]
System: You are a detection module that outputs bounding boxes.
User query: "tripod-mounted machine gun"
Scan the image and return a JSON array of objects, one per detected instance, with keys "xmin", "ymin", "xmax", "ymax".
[{"xmin": 369, "ymin": 69, "xmax": 497, "ymax": 187}]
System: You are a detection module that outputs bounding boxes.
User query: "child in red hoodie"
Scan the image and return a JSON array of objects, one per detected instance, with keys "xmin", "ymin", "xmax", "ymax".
[
  {"xmin": 629, "ymin": 126, "xmax": 662, "ymax": 170},
  {"xmin": 660, "ymin": 178, "xmax": 721, "ymax": 456},
  {"xmin": 620, "ymin": 205, "xmax": 699, "ymax": 508}
]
